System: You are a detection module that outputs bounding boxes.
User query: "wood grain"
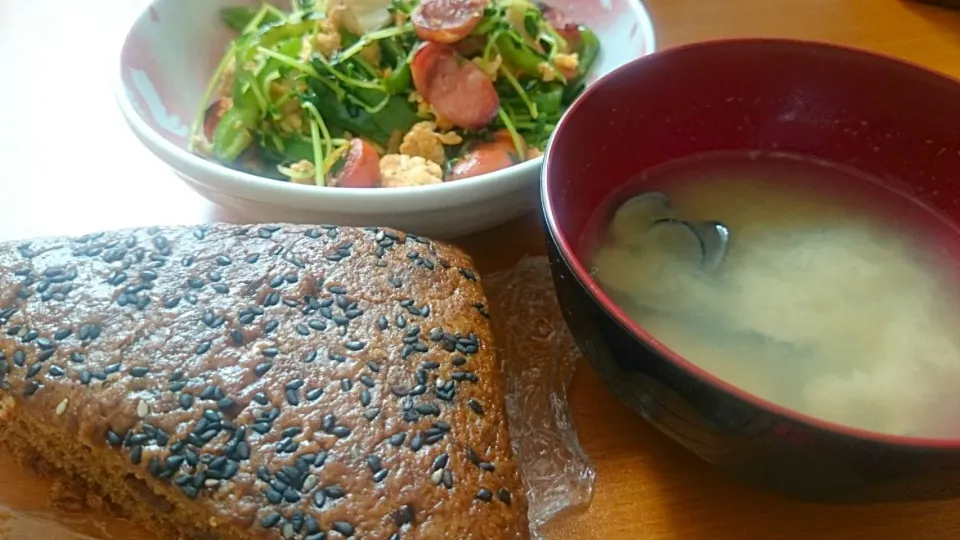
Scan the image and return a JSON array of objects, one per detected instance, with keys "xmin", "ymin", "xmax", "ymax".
[{"xmin": 3, "ymin": 0, "xmax": 960, "ymax": 538}]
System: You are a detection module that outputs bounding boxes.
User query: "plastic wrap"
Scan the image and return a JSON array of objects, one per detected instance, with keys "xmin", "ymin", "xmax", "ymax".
[{"xmin": 486, "ymin": 256, "xmax": 596, "ymax": 537}]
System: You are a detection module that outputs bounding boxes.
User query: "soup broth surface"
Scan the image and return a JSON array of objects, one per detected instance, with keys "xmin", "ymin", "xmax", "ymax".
[{"xmin": 588, "ymin": 151, "xmax": 960, "ymax": 438}]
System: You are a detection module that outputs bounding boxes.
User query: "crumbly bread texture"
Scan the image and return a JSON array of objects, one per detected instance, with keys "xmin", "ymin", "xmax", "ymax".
[{"xmin": 0, "ymin": 224, "xmax": 528, "ymax": 540}]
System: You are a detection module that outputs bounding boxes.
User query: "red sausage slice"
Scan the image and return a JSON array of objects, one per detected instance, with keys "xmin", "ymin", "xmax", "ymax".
[
  {"xmin": 333, "ymin": 139, "xmax": 381, "ymax": 188},
  {"xmin": 411, "ymin": 43, "xmax": 500, "ymax": 130},
  {"xmin": 449, "ymin": 145, "xmax": 517, "ymax": 180},
  {"xmin": 537, "ymin": 3, "xmax": 582, "ymax": 52},
  {"xmin": 412, "ymin": 0, "xmax": 487, "ymax": 44},
  {"xmin": 203, "ymin": 98, "xmax": 232, "ymax": 141},
  {"xmin": 488, "ymin": 129, "xmax": 524, "ymax": 157}
]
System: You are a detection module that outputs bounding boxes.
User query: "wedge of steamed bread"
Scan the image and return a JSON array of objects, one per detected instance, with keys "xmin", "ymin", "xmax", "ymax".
[{"xmin": 0, "ymin": 224, "xmax": 528, "ymax": 540}]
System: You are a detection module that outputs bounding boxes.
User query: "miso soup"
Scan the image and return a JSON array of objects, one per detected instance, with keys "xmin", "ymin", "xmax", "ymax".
[{"xmin": 587, "ymin": 151, "xmax": 960, "ymax": 438}]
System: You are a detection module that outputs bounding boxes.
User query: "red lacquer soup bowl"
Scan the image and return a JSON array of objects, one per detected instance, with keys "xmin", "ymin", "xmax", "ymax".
[{"xmin": 541, "ymin": 38, "xmax": 960, "ymax": 502}]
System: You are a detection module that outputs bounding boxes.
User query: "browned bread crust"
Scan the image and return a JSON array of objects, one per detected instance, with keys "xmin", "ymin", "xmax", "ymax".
[{"xmin": 0, "ymin": 224, "xmax": 528, "ymax": 540}]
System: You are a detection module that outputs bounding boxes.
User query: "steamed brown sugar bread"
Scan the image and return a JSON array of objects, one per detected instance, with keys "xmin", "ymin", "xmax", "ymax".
[{"xmin": 0, "ymin": 224, "xmax": 528, "ymax": 540}]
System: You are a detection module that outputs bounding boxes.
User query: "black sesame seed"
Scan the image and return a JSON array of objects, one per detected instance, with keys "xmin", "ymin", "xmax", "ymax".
[
  {"xmin": 367, "ymin": 360, "xmax": 380, "ymax": 373},
  {"xmin": 468, "ymin": 399, "xmax": 485, "ymax": 415},
  {"xmin": 392, "ymin": 504, "xmax": 414, "ymax": 526},
  {"xmin": 264, "ymin": 319, "xmax": 280, "ymax": 333},
  {"xmin": 262, "ymin": 347, "xmax": 279, "ymax": 358},
  {"xmin": 476, "ymin": 488, "xmax": 493, "ymax": 502},
  {"xmin": 331, "ymin": 426, "xmax": 351, "ymax": 438},
  {"xmin": 23, "ymin": 381, "xmax": 40, "ymax": 396},
  {"xmin": 410, "ymin": 433, "xmax": 424, "ymax": 452},
  {"xmin": 286, "ymin": 389, "xmax": 300, "ymax": 406},
  {"xmin": 344, "ymin": 340, "xmax": 366, "ymax": 351},
  {"xmin": 255, "ymin": 362, "xmax": 274, "ymax": 377},
  {"xmin": 260, "ymin": 512, "xmax": 282, "ymax": 528},
  {"xmin": 246, "ymin": 253, "xmax": 261, "ymax": 263},
  {"xmin": 308, "ymin": 320, "xmax": 326, "ymax": 331},
  {"xmin": 360, "ymin": 390, "xmax": 371, "ymax": 407},
  {"xmin": 130, "ymin": 366, "xmax": 149, "ymax": 378},
  {"xmin": 264, "ymin": 292, "xmax": 281, "ymax": 307},
  {"xmin": 283, "ymin": 487, "xmax": 301, "ymax": 503},
  {"xmin": 25, "ymin": 363, "xmax": 43, "ymax": 378},
  {"xmin": 212, "ymin": 283, "xmax": 230, "ymax": 294},
  {"xmin": 196, "ymin": 341, "xmax": 212, "ymax": 355},
  {"xmin": 325, "ymin": 486, "xmax": 345, "ymax": 499},
  {"xmin": 431, "ymin": 453, "xmax": 449, "ymax": 471},
  {"xmin": 442, "ymin": 469, "xmax": 453, "ymax": 489},
  {"xmin": 313, "ymin": 492, "xmax": 326, "ymax": 508},
  {"xmin": 104, "ymin": 363, "xmax": 121, "ymax": 375},
  {"xmin": 286, "ymin": 379, "xmax": 305, "ymax": 391},
  {"xmin": 54, "ymin": 328, "xmax": 72, "ymax": 340},
  {"xmin": 265, "ymin": 489, "xmax": 283, "ymax": 504},
  {"xmin": 200, "ymin": 385, "xmax": 218, "ymax": 400},
  {"xmin": 295, "ymin": 324, "xmax": 309, "ymax": 336},
  {"xmin": 363, "ymin": 408, "xmax": 380, "ymax": 421}
]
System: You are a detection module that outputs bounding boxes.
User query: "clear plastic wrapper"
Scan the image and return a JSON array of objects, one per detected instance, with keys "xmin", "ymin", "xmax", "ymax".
[{"xmin": 486, "ymin": 256, "xmax": 596, "ymax": 537}]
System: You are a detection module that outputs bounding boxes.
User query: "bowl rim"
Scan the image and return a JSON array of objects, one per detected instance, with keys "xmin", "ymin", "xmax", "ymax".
[
  {"xmin": 541, "ymin": 36, "xmax": 960, "ymax": 449},
  {"xmin": 113, "ymin": 0, "xmax": 658, "ymax": 211}
]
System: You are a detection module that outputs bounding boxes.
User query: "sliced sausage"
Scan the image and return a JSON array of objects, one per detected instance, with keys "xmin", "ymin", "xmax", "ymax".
[
  {"xmin": 203, "ymin": 98, "xmax": 232, "ymax": 142},
  {"xmin": 449, "ymin": 145, "xmax": 517, "ymax": 180},
  {"xmin": 333, "ymin": 139, "xmax": 381, "ymax": 188},
  {"xmin": 411, "ymin": 43, "xmax": 500, "ymax": 130},
  {"xmin": 488, "ymin": 129, "xmax": 525, "ymax": 157},
  {"xmin": 537, "ymin": 3, "xmax": 582, "ymax": 53},
  {"xmin": 412, "ymin": 0, "xmax": 486, "ymax": 44}
]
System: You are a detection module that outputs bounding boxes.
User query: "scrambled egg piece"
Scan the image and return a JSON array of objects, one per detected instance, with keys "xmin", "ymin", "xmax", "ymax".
[
  {"xmin": 538, "ymin": 62, "xmax": 558, "ymax": 82},
  {"xmin": 409, "ymin": 92, "xmax": 454, "ymax": 130},
  {"xmin": 218, "ymin": 58, "xmax": 236, "ymax": 98},
  {"xmin": 269, "ymin": 82, "xmax": 304, "ymax": 133},
  {"xmin": 287, "ymin": 160, "xmax": 317, "ymax": 185},
  {"xmin": 539, "ymin": 54, "xmax": 580, "ymax": 81},
  {"xmin": 359, "ymin": 42, "xmax": 382, "ymax": 67},
  {"xmin": 554, "ymin": 53, "xmax": 580, "ymax": 73},
  {"xmin": 300, "ymin": 19, "xmax": 342, "ymax": 60},
  {"xmin": 380, "ymin": 154, "xmax": 444, "ymax": 187},
  {"xmin": 472, "ymin": 55, "xmax": 503, "ymax": 80},
  {"xmin": 399, "ymin": 122, "xmax": 463, "ymax": 165}
]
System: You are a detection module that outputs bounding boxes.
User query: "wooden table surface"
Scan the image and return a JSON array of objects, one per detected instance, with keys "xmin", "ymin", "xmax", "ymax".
[{"xmin": 4, "ymin": 0, "xmax": 960, "ymax": 538}]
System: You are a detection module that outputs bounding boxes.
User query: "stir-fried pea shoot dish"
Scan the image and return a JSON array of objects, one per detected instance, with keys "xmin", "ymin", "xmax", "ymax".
[{"xmin": 189, "ymin": 0, "xmax": 600, "ymax": 188}]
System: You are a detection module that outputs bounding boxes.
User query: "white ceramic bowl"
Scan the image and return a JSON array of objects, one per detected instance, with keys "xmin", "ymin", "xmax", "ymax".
[{"xmin": 115, "ymin": 0, "xmax": 655, "ymax": 238}]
